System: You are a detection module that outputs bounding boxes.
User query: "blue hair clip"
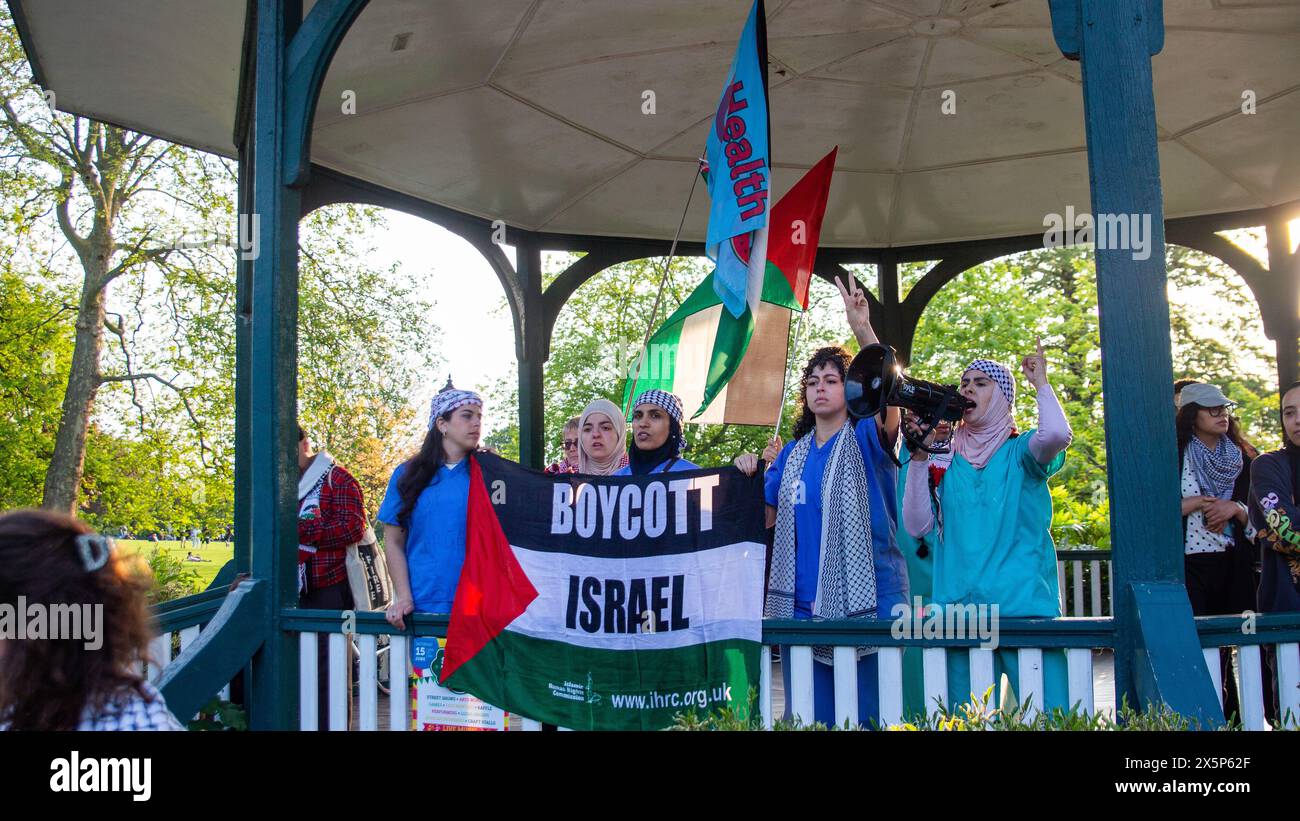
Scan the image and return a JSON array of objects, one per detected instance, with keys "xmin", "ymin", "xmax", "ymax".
[{"xmin": 75, "ymin": 533, "xmax": 112, "ymax": 572}]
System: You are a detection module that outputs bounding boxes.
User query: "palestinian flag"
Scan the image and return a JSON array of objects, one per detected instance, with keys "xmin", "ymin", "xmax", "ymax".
[
  {"xmin": 624, "ymin": 147, "xmax": 837, "ymax": 423},
  {"xmin": 440, "ymin": 452, "xmax": 767, "ymax": 730}
]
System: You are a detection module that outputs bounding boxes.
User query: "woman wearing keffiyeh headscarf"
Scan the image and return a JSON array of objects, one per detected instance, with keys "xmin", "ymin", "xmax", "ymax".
[
  {"xmin": 613, "ymin": 390, "xmax": 700, "ymax": 475},
  {"xmin": 376, "ymin": 378, "xmax": 484, "ymax": 629},
  {"xmin": 732, "ymin": 275, "xmax": 910, "ymax": 727},
  {"xmin": 1174, "ymin": 381, "xmax": 1256, "ymax": 719},
  {"xmin": 901, "ymin": 338, "xmax": 1073, "ymax": 715}
]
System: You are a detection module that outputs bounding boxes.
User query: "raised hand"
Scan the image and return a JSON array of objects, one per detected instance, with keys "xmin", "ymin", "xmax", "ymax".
[
  {"xmin": 834, "ymin": 274, "xmax": 871, "ymax": 335},
  {"xmin": 1021, "ymin": 336, "xmax": 1049, "ymax": 389}
]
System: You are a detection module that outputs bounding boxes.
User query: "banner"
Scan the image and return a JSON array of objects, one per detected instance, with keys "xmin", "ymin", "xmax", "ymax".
[{"xmin": 441, "ymin": 453, "xmax": 767, "ymax": 730}]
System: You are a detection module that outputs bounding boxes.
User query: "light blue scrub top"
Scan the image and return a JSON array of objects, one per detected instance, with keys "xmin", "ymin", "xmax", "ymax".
[
  {"xmin": 929, "ymin": 430, "xmax": 1065, "ymax": 617},
  {"xmin": 376, "ymin": 460, "xmax": 470, "ymax": 614}
]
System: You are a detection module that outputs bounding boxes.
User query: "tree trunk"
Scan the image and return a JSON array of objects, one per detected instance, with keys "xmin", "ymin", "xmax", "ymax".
[{"xmin": 40, "ymin": 268, "xmax": 107, "ymax": 514}]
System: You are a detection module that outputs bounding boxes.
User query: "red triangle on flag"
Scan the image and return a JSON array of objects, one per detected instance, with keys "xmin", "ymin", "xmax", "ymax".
[
  {"xmin": 439, "ymin": 455, "xmax": 539, "ymax": 683},
  {"xmin": 767, "ymin": 146, "xmax": 837, "ymax": 310}
]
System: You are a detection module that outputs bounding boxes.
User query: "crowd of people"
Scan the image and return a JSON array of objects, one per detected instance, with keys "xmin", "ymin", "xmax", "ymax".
[{"xmin": 3, "ymin": 274, "xmax": 1298, "ymax": 731}]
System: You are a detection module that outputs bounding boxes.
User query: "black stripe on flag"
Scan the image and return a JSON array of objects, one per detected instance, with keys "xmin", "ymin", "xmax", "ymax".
[{"xmin": 474, "ymin": 452, "xmax": 767, "ymax": 559}]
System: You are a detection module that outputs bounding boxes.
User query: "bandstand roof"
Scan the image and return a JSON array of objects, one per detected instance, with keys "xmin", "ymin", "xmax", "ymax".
[{"xmin": 12, "ymin": 0, "xmax": 1300, "ymax": 247}]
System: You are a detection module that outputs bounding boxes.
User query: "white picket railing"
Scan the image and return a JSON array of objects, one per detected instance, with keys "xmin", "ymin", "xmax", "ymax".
[
  {"xmin": 1056, "ymin": 551, "xmax": 1111, "ymax": 617},
  {"xmin": 1201, "ymin": 641, "xmax": 1300, "ymax": 730},
  {"xmin": 293, "ymin": 624, "xmax": 1112, "ymax": 731}
]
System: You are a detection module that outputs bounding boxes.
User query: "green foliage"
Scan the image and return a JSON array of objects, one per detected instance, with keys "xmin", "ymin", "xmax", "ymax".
[
  {"xmin": 143, "ymin": 546, "xmax": 204, "ymax": 605},
  {"xmin": 911, "ymin": 243, "xmax": 1276, "ymax": 551},
  {"xmin": 0, "ymin": 265, "xmax": 72, "ymax": 508},
  {"xmin": 670, "ymin": 686, "xmax": 1230, "ymax": 731},
  {"xmin": 187, "ymin": 697, "xmax": 248, "ymax": 731}
]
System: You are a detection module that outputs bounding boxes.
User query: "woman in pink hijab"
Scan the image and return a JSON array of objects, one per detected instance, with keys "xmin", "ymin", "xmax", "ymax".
[{"xmin": 901, "ymin": 340, "xmax": 1073, "ymax": 715}]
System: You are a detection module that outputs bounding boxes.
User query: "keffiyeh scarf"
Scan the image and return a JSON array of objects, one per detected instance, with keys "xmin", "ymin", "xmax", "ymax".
[{"xmin": 766, "ymin": 420, "xmax": 878, "ymax": 664}]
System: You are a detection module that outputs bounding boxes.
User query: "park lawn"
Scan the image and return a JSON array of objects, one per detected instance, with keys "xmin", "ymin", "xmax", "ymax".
[{"xmin": 116, "ymin": 540, "xmax": 234, "ymax": 591}]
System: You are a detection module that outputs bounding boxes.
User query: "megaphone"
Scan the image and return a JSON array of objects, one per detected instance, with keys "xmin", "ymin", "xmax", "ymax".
[{"xmin": 845, "ymin": 344, "xmax": 973, "ymax": 453}]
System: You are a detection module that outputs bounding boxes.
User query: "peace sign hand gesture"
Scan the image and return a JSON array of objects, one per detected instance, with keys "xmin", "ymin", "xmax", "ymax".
[
  {"xmin": 834, "ymin": 274, "xmax": 871, "ymax": 336},
  {"xmin": 1021, "ymin": 337, "xmax": 1049, "ymax": 389}
]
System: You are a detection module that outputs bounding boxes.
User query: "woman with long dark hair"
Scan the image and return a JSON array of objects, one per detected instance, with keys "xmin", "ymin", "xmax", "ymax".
[
  {"xmin": 378, "ymin": 381, "xmax": 483, "ymax": 629},
  {"xmin": 733, "ymin": 276, "xmax": 909, "ymax": 727},
  {"xmin": 0, "ymin": 509, "xmax": 183, "ymax": 730},
  {"xmin": 1176, "ymin": 383, "xmax": 1256, "ymax": 719}
]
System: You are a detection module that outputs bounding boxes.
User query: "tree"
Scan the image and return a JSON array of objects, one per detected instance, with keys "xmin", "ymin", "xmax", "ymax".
[{"xmin": 1, "ymin": 11, "xmax": 233, "ymax": 512}]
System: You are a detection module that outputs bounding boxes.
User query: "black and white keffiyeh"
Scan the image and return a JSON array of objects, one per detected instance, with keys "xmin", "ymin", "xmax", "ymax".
[
  {"xmin": 428, "ymin": 388, "xmax": 482, "ymax": 429},
  {"xmin": 1188, "ymin": 435, "xmax": 1243, "ymax": 500},
  {"xmin": 631, "ymin": 389, "xmax": 684, "ymax": 425},
  {"xmin": 766, "ymin": 420, "xmax": 878, "ymax": 665},
  {"xmin": 964, "ymin": 358, "xmax": 1015, "ymax": 406}
]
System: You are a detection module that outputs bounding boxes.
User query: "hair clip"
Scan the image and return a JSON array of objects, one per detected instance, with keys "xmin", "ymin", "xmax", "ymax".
[{"xmin": 75, "ymin": 533, "xmax": 113, "ymax": 572}]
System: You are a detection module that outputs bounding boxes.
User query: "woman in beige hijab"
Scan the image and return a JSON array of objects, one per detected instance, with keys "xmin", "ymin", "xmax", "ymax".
[{"xmin": 577, "ymin": 398, "xmax": 629, "ymax": 475}]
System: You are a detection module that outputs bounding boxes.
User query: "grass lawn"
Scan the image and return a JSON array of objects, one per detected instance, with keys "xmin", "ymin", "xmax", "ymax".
[{"xmin": 116, "ymin": 539, "xmax": 235, "ymax": 591}]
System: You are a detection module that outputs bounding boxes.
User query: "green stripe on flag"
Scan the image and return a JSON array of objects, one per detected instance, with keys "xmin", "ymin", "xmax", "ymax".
[{"xmin": 444, "ymin": 630, "xmax": 760, "ymax": 730}]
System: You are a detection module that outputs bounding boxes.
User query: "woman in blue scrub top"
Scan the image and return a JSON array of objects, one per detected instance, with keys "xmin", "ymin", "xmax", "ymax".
[
  {"xmin": 901, "ymin": 342, "xmax": 1072, "ymax": 715},
  {"xmin": 379, "ymin": 382, "xmax": 484, "ymax": 629},
  {"xmin": 735, "ymin": 275, "xmax": 910, "ymax": 727},
  {"xmin": 614, "ymin": 390, "xmax": 699, "ymax": 475}
]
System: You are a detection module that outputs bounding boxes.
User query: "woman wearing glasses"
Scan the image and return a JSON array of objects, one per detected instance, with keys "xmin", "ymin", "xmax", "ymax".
[
  {"xmin": 545, "ymin": 416, "xmax": 582, "ymax": 475},
  {"xmin": 1176, "ymin": 382, "xmax": 1256, "ymax": 719}
]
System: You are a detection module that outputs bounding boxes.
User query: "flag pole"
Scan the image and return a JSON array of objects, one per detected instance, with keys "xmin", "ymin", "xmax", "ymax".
[{"xmin": 623, "ymin": 160, "xmax": 703, "ymax": 413}]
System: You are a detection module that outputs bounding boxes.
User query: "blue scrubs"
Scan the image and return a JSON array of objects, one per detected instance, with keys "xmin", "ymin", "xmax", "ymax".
[
  {"xmin": 376, "ymin": 460, "xmax": 471, "ymax": 614},
  {"xmin": 764, "ymin": 416, "xmax": 910, "ymax": 727}
]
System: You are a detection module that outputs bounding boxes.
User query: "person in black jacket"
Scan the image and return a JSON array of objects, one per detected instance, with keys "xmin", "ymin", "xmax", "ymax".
[
  {"xmin": 1247, "ymin": 381, "xmax": 1300, "ymax": 723},
  {"xmin": 1176, "ymin": 382, "xmax": 1256, "ymax": 720}
]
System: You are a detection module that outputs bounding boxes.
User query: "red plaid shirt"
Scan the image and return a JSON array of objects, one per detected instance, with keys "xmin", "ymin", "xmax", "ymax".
[{"xmin": 298, "ymin": 464, "xmax": 367, "ymax": 590}]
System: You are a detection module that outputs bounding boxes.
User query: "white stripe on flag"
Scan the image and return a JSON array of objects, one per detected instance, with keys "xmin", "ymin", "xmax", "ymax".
[
  {"xmin": 507, "ymin": 541, "xmax": 766, "ymax": 651},
  {"xmin": 671, "ymin": 305, "xmax": 722, "ymax": 419}
]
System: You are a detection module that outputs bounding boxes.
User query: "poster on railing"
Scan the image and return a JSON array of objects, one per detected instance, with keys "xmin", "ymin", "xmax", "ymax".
[
  {"xmin": 438, "ymin": 452, "xmax": 766, "ymax": 731},
  {"xmin": 410, "ymin": 637, "xmax": 507, "ymax": 731}
]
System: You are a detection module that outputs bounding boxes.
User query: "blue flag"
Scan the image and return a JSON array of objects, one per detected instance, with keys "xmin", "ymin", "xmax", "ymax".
[{"xmin": 704, "ymin": 0, "xmax": 769, "ymax": 319}]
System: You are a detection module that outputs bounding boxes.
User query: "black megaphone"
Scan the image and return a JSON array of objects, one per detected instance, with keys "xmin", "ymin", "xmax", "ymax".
[{"xmin": 845, "ymin": 344, "xmax": 973, "ymax": 453}]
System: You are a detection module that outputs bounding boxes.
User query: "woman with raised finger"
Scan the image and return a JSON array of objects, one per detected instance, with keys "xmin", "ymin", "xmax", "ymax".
[
  {"xmin": 901, "ymin": 341, "xmax": 1072, "ymax": 715},
  {"xmin": 576, "ymin": 399, "xmax": 630, "ymax": 475},
  {"xmin": 377, "ymin": 381, "xmax": 484, "ymax": 629},
  {"xmin": 614, "ymin": 390, "xmax": 699, "ymax": 475},
  {"xmin": 734, "ymin": 275, "xmax": 909, "ymax": 728},
  {"xmin": 1176, "ymin": 382, "xmax": 1255, "ymax": 719}
]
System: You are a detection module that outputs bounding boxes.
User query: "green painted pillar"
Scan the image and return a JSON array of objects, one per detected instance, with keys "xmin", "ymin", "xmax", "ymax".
[
  {"xmin": 516, "ymin": 236, "xmax": 547, "ymax": 469},
  {"xmin": 245, "ymin": 0, "xmax": 304, "ymax": 731},
  {"xmin": 1051, "ymin": 0, "xmax": 1221, "ymax": 724}
]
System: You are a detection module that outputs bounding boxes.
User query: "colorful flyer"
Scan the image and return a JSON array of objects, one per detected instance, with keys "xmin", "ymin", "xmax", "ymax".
[{"xmin": 410, "ymin": 637, "xmax": 507, "ymax": 731}]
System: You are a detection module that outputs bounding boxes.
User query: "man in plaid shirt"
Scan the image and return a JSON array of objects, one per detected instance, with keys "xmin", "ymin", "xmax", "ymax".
[{"xmin": 297, "ymin": 425, "xmax": 367, "ymax": 729}]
